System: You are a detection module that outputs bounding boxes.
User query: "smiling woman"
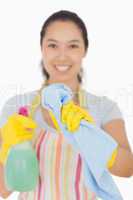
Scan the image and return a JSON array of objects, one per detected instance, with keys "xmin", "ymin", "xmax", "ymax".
[
  {"xmin": 0, "ymin": 10, "xmax": 133, "ymax": 200},
  {"xmin": 40, "ymin": 22, "xmax": 86, "ymax": 89},
  {"xmin": 39, "ymin": 10, "xmax": 88, "ymax": 92}
]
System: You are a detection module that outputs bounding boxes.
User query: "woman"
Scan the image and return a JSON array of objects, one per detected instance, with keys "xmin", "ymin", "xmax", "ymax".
[{"xmin": 0, "ymin": 10, "xmax": 133, "ymax": 200}]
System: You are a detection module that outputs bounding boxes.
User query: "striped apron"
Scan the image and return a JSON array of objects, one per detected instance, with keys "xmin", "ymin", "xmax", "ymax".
[{"xmin": 18, "ymin": 88, "xmax": 98, "ymax": 200}]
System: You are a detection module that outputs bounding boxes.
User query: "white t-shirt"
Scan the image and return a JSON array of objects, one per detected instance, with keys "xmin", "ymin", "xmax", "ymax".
[{"xmin": 0, "ymin": 88, "xmax": 124, "ymax": 130}]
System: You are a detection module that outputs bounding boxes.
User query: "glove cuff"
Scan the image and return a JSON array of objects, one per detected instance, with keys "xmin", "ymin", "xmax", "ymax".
[{"xmin": 0, "ymin": 143, "xmax": 10, "ymax": 164}]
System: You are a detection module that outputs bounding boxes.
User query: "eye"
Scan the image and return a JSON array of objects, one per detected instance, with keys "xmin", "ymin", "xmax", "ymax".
[
  {"xmin": 70, "ymin": 44, "xmax": 79, "ymax": 49},
  {"xmin": 48, "ymin": 43, "xmax": 57, "ymax": 48}
]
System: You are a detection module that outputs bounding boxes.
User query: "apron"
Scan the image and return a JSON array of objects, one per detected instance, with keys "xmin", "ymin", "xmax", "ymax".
[{"xmin": 18, "ymin": 87, "xmax": 97, "ymax": 200}]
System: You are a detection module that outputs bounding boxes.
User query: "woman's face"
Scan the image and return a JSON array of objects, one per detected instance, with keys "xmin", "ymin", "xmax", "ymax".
[{"xmin": 41, "ymin": 20, "xmax": 86, "ymax": 85}]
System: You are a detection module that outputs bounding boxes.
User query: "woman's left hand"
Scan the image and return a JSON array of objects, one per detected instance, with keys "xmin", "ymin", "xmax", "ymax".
[{"xmin": 61, "ymin": 100, "xmax": 95, "ymax": 132}]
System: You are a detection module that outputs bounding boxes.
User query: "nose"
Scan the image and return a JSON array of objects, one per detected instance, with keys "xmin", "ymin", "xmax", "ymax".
[{"xmin": 57, "ymin": 46, "xmax": 68, "ymax": 60}]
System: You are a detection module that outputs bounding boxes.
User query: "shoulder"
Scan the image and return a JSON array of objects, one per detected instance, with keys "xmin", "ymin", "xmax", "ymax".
[
  {"xmin": 2, "ymin": 90, "xmax": 38, "ymax": 107},
  {"xmin": 83, "ymin": 88, "xmax": 120, "ymax": 108},
  {"xmin": 5, "ymin": 90, "xmax": 38, "ymax": 107},
  {"xmin": 81, "ymin": 88, "xmax": 115, "ymax": 107},
  {"xmin": 0, "ymin": 90, "xmax": 38, "ymax": 127},
  {"xmin": 82, "ymin": 89, "xmax": 124, "ymax": 127}
]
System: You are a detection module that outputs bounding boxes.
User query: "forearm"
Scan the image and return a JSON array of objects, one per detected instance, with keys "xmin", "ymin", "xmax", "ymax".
[
  {"xmin": 109, "ymin": 146, "xmax": 133, "ymax": 177},
  {"xmin": 0, "ymin": 138, "xmax": 12, "ymax": 198},
  {"xmin": 0, "ymin": 162, "xmax": 12, "ymax": 198}
]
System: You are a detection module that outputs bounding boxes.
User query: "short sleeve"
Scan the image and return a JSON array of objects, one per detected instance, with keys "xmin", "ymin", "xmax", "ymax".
[
  {"xmin": 0, "ymin": 91, "xmax": 37, "ymax": 128},
  {"xmin": 0, "ymin": 95, "xmax": 19, "ymax": 128},
  {"xmin": 100, "ymin": 96, "xmax": 124, "ymax": 127}
]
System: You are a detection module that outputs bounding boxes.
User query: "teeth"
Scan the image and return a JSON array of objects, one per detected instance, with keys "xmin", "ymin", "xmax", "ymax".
[{"xmin": 55, "ymin": 65, "xmax": 71, "ymax": 72}]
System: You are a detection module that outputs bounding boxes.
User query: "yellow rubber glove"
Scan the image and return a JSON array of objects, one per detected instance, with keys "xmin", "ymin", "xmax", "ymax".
[
  {"xmin": 0, "ymin": 113, "xmax": 37, "ymax": 164},
  {"xmin": 61, "ymin": 100, "xmax": 95, "ymax": 132},
  {"xmin": 49, "ymin": 100, "xmax": 95, "ymax": 133}
]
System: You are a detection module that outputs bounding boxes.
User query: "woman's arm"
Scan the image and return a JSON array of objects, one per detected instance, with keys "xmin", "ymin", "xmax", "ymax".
[
  {"xmin": 0, "ymin": 162, "xmax": 13, "ymax": 198},
  {"xmin": 0, "ymin": 134, "xmax": 13, "ymax": 198},
  {"xmin": 102, "ymin": 119, "xmax": 133, "ymax": 177}
]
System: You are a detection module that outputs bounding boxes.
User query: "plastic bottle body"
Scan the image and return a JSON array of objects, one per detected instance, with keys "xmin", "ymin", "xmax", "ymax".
[{"xmin": 4, "ymin": 141, "xmax": 39, "ymax": 191}]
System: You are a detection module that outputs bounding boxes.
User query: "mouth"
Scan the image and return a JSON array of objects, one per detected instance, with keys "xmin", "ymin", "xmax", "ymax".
[{"xmin": 54, "ymin": 65, "xmax": 72, "ymax": 72}]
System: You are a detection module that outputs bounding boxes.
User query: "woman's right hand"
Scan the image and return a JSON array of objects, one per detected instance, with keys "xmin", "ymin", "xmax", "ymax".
[
  {"xmin": 61, "ymin": 100, "xmax": 95, "ymax": 132},
  {"xmin": 0, "ymin": 113, "xmax": 37, "ymax": 164}
]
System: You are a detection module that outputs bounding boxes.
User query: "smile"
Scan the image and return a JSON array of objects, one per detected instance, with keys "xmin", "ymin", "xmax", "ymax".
[{"xmin": 55, "ymin": 65, "xmax": 72, "ymax": 72}]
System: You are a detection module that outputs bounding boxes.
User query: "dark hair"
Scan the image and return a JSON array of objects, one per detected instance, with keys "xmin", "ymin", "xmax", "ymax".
[{"xmin": 40, "ymin": 10, "xmax": 89, "ymax": 84}]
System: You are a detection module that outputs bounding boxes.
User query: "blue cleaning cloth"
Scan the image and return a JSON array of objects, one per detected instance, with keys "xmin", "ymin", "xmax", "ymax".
[{"xmin": 41, "ymin": 83, "xmax": 123, "ymax": 200}]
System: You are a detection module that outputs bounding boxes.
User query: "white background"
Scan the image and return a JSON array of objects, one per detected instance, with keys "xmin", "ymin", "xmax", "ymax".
[{"xmin": 0, "ymin": 0, "xmax": 133, "ymax": 199}]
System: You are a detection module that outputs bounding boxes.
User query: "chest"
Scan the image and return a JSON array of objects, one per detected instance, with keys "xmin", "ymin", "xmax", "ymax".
[{"xmin": 41, "ymin": 108, "xmax": 57, "ymax": 129}]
